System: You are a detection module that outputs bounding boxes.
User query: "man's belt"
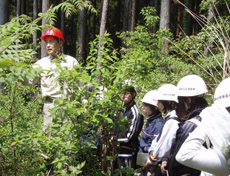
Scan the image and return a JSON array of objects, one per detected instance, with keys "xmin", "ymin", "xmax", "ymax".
[
  {"xmin": 44, "ymin": 96, "xmax": 55, "ymax": 103},
  {"xmin": 120, "ymin": 146, "xmax": 133, "ymax": 150}
]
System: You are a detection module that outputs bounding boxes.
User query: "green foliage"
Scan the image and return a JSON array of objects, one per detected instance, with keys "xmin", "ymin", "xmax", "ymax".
[
  {"xmin": 116, "ymin": 25, "xmax": 200, "ymax": 101},
  {"xmin": 170, "ymin": 3, "xmax": 230, "ymax": 86},
  {"xmin": 52, "ymin": 0, "xmax": 96, "ymax": 18},
  {"xmin": 0, "ymin": 4, "xmax": 98, "ymax": 175},
  {"xmin": 0, "ymin": 13, "xmax": 46, "ymax": 176},
  {"xmin": 200, "ymin": 0, "xmax": 230, "ymax": 12},
  {"xmin": 140, "ymin": 6, "xmax": 159, "ymax": 30},
  {"xmin": 114, "ymin": 167, "xmax": 136, "ymax": 176},
  {"xmin": 1, "ymin": 1, "xmax": 230, "ymax": 175}
]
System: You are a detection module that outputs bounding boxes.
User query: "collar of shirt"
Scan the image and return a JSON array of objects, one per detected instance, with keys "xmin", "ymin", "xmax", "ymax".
[
  {"xmin": 49, "ymin": 53, "xmax": 67, "ymax": 63},
  {"xmin": 165, "ymin": 110, "xmax": 177, "ymax": 118}
]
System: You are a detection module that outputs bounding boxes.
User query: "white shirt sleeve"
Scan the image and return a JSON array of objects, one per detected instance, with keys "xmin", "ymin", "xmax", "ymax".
[
  {"xmin": 154, "ymin": 118, "xmax": 179, "ymax": 159},
  {"xmin": 176, "ymin": 125, "xmax": 230, "ymax": 176},
  {"xmin": 148, "ymin": 118, "xmax": 179, "ymax": 160}
]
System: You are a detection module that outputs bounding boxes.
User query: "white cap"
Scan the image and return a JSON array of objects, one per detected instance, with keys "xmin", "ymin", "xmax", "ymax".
[
  {"xmin": 157, "ymin": 84, "xmax": 178, "ymax": 103},
  {"xmin": 177, "ymin": 74, "xmax": 208, "ymax": 97},
  {"xmin": 141, "ymin": 90, "xmax": 158, "ymax": 106},
  {"xmin": 214, "ymin": 77, "xmax": 230, "ymax": 108}
]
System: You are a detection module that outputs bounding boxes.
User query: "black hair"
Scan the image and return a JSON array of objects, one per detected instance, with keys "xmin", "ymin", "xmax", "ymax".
[
  {"xmin": 226, "ymin": 107, "xmax": 230, "ymax": 113},
  {"xmin": 176, "ymin": 96, "xmax": 208, "ymax": 119},
  {"xmin": 158, "ymin": 100, "xmax": 177, "ymax": 114},
  {"xmin": 124, "ymin": 86, "xmax": 136, "ymax": 97},
  {"xmin": 125, "ymin": 86, "xmax": 136, "ymax": 93}
]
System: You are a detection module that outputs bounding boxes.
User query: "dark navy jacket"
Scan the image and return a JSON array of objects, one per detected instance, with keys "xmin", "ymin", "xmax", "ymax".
[{"xmin": 139, "ymin": 113, "xmax": 165, "ymax": 153}]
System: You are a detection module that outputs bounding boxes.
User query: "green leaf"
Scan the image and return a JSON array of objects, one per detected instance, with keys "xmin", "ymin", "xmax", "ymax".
[
  {"xmin": 57, "ymin": 162, "xmax": 62, "ymax": 169},
  {"xmin": 0, "ymin": 59, "xmax": 13, "ymax": 69}
]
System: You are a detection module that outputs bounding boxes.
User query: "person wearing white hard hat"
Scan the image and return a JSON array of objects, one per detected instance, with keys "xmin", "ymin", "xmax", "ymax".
[
  {"xmin": 147, "ymin": 84, "xmax": 181, "ymax": 175},
  {"xmin": 160, "ymin": 74, "xmax": 209, "ymax": 176},
  {"xmin": 176, "ymin": 77, "xmax": 230, "ymax": 176},
  {"xmin": 137, "ymin": 90, "xmax": 165, "ymax": 176}
]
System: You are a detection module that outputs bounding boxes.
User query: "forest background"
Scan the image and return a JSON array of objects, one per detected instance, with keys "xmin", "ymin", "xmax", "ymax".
[{"xmin": 0, "ymin": 0, "xmax": 230, "ymax": 175}]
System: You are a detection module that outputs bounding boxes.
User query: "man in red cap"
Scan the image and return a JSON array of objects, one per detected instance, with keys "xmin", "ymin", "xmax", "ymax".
[{"xmin": 32, "ymin": 27, "xmax": 79, "ymax": 132}]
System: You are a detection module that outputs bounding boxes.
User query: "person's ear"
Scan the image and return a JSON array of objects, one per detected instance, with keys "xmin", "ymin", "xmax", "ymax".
[{"xmin": 60, "ymin": 40, "xmax": 64, "ymax": 47}]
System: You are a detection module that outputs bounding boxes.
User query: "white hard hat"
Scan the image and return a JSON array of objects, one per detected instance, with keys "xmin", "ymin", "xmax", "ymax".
[
  {"xmin": 214, "ymin": 77, "xmax": 230, "ymax": 108},
  {"xmin": 141, "ymin": 90, "xmax": 158, "ymax": 106},
  {"xmin": 177, "ymin": 74, "xmax": 208, "ymax": 97},
  {"xmin": 157, "ymin": 84, "xmax": 178, "ymax": 103}
]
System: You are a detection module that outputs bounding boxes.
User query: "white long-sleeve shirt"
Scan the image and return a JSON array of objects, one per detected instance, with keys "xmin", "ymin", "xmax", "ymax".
[
  {"xmin": 147, "ymin": 110, "xmax": 179, "ymax": 163},
  {"xmin": 176, "ymin": 124, "xmax": 230, "ymax": 176}
]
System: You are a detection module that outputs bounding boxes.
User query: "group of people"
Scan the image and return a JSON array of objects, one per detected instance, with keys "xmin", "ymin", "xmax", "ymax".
[
  {"xmin": 34, "ymin": 27, "xmax": 230, "ymax": 176},
  {"xmin": 113, "ymin": 75, "xmax": 230, "ymax": 176}
]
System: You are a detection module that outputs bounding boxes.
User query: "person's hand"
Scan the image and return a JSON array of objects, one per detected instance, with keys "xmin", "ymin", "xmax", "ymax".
[
  {"xmin": 147, "ymin": 171, "xmax": 152, "ymax": 176},
  {"xmin": 109, "ymin": 136, "xmax": 114, "ymax": 143},
  {"xmin": 161, "ymin": 161, "xmax": 167, "ymax": 175},
  {"xmin": 149, "ymin": 151, "xmax": 158, "ymax": 162},
  {"xmin": 142, "ymin": 162, "xmax": 150, "ymax": 170}
]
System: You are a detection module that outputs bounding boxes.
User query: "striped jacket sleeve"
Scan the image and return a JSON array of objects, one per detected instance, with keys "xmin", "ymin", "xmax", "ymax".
[{"xmin": 118, "ymin": 104, "xmax": 143, "ymax": 143}]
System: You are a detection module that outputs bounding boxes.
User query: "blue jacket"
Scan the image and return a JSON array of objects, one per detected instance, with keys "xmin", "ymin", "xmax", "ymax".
[{"xmin": 139, "ymin": 113, "xmax": 165, "ymax": 153}]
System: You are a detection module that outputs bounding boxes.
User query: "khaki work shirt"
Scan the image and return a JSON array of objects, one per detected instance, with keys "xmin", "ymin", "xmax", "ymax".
[{"xmin": 32, "ymin": 54, "xmax": 79, "ymax": 98}]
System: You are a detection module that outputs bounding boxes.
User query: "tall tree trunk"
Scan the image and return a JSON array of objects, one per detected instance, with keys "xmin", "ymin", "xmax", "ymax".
[
  {"xmin": 160, "ymin": 0, "xmax": 170, "ymax": 55},
  {"xmin": 41, "ymin": 0, "xmax": 49, "ymax": 58},
  {"xmin": 204, "ymin": 4, "xmax": 214, "ymax": 56},
  {"xmin": 61, "ymin": 0, "xmax": 65, "ymax": 53},
  {"xmin": 33, "ymin": 0, "xmax": 38, "ymax": 60},
  {"xmin": 93, "ymin": 0, "xmax": 97, "ymax": 39},
  {"xmin": 159, "ymin": 0, "xmax": 170, "ymax": 29},
  {"xmin": 0, "ymin": 0, "xmax": 9, "ymax": 90},
  {"xmin": 187, "ymin": 0, "xmax": 195, "ymax": 36},
  {"xmin": 21, "ymin": 0, "xmax": 26, "ymax": 14},
  {"xmin": 97, "ymin": 0, "xmax": 109, "ymax": 79},
  {"xmin": 17, "ymin": 0, "xmax": 21, "ymax": 17},
  {"xmin": 152, "ymin": 0, "xmax": 159, "ymax": 33},
  {"xmin": 78, "ymin": 5, "xmax": 87, "ymax": 63},
  {"xmin": 16, "ymin": 0, "xmax": 21, "ymax": 47},
  {"xmin": 123, "ymin": 0, "xmax": 132, "ymax": 31},
  {"xmin": 0, "ymin": 0, "xmax": 9, "ymax": 25},
  {"xmin": 175, "ymin": 0, "xmax": 184, "ymax": 36},
  {"xmin": 131, "ymin": 0, "xmax": 136, "ymax": 31}
]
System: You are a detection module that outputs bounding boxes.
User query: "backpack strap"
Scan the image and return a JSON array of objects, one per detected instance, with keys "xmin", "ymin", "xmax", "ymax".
[
  {"xmin": 169, "ymin": 116, "xmax": 181, "ymax": 122},
  {"xmin": 187, "ymin": 118, "xmax": 201, "ymax": 126}
]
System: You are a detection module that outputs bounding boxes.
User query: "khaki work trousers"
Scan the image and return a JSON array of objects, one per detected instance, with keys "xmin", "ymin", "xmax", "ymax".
[{"xmin": 43, "ymin": 100, "xmax": 55, "ymax": 131}]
